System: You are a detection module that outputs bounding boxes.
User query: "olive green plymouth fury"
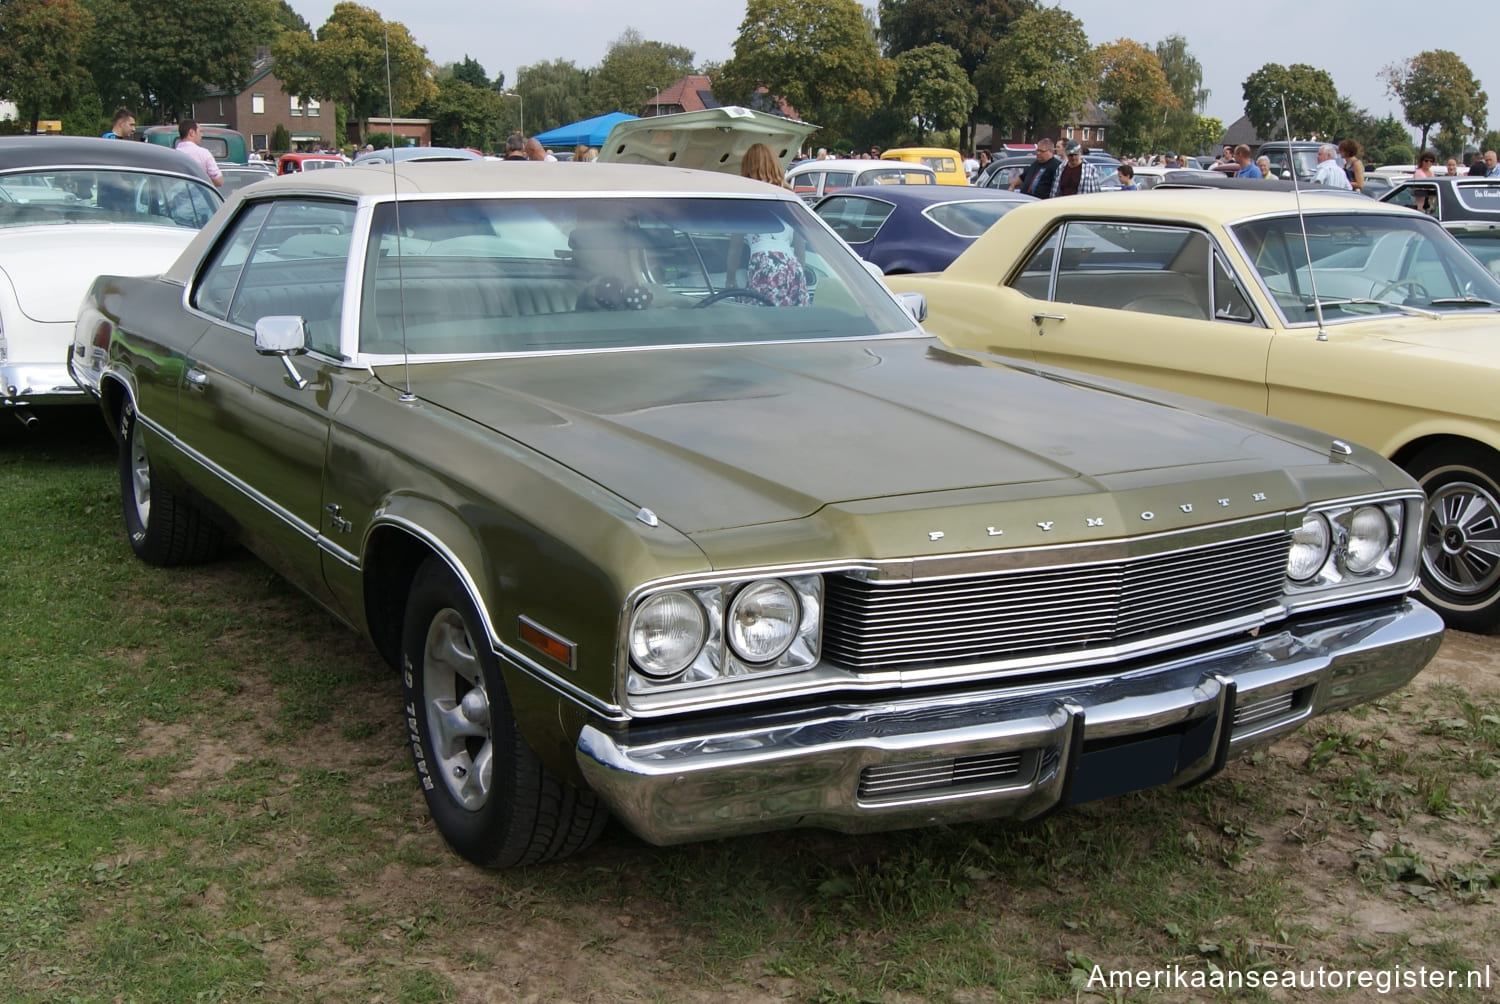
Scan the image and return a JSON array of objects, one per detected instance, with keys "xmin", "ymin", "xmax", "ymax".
[{"xmin": 70, "ymin": 164, "xmax": 1443, "ymax": 868}]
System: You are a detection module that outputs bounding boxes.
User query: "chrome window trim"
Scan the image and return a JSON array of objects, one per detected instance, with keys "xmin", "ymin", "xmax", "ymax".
[{"xmin": 1221, "ymin": 207, "xmax": 1493, "ymax": 329}]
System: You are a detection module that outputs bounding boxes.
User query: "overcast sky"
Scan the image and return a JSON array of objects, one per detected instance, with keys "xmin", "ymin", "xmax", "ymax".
[{"xmin": 291, "ymin": 1, "xmax": 1497, "ymax": 139}]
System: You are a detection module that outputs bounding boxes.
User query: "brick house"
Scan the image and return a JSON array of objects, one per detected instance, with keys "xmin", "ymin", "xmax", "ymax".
[
  {"xmin": 643, "ymin": 75, "xmax": 800, "ymax": 121},
  {"xmin": 194, "ymin": 54, "xmax": 333, "ymax": 153},
  {"xmin": 979, "ymin": 101, "xmax": 1114, "ymax": 155}
]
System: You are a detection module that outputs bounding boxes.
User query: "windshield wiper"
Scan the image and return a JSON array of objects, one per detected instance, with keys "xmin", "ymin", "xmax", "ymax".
[
  {"xmin": 1428, "ymin": 296, "xmax": 1500, "ymax": 307},
  {"xmin": 1305, "ymin": 298, "xmax": 1440, "ymax": 320}
]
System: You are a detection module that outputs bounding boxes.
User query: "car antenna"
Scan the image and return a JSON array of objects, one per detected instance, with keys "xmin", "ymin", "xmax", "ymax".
[
  {"xmin": 1282, "ymin": 95, "xmax": 1329, "ymax": 341},
  {"xmin": 384, "ymin": 26, "xmax": 415, "ymax": 401}
]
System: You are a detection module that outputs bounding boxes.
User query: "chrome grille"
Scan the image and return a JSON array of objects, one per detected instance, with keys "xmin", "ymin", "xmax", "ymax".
[
  {"xmin": 823, "ymin": 532, "xmax": 1289, "ymax": 671},
  {"xmin": 1234, "ymin": 691, "xmax": 1300, "ymax": 731},
  {"xmin": 859, "ymin": 751, "xmax": 1030, "ymax": 802}
]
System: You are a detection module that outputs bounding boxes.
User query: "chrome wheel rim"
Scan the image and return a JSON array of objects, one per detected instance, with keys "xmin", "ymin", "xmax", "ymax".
[
  {"xmin": 422, "ymin": 608, "xmax": 493, "ymax": 811},
  {"xmin": 128, "ymin": 411, "xmax": 151, "ymax": 528},
  {"xmin": 1422, "ymin": 478, "xmax": 1500, "ymax": 597}
]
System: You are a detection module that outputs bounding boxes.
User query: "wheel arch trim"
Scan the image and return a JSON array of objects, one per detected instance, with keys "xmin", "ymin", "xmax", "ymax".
[{"xmin": 363, "ymin": 508, "xmax": 628, "ymax": 722}]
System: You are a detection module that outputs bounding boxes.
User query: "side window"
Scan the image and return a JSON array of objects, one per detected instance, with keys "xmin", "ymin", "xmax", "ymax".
[
  {"xmin": 1010, "ymin": 229, "xmax": 1059, "ymax": 299},
  {"xmin": 1385, "ymin": 185, "xmax": 1417, "ymax": 210},
  {"xmin": 192, "ymin": 202, "xmax": 273, "ymax": 319},
  {"xmin": 1212, "ymin": 252, "xmax": 1255, "ymax": 322},
  {"xmin": 790, "ymin": 171, "xmax": 822, "ymax": 199},
  {"xmin": 224, "ymin": 199, "xmax": 357, "ymax": 357},
  {"xmin": 1051, "ymin": 223, "xmax": 1211, "ymax": 319},
  {"xmin": 815, "ymin": 196, "xmax": 894, "ymax": 244},
  {"xmin": 822, "ymin": 171, "xmax": 854, "ymax": 193}
]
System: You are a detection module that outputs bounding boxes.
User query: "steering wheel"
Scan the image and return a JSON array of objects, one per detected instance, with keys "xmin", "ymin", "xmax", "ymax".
[
  {"xmin": 1373, "ymin": 278, "xmax": 1431, "ymax": 302},
  {"xmin": 694, "ymin": 287, "xmax": 777, "ymax": 308}
]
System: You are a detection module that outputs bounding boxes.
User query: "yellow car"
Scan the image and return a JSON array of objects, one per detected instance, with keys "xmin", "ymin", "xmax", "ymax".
[
  {"xmin": 881, "ymin": 147, "xmax": 969, "ymax": 186},
  {"xmin": 889, "ymin": 189, "xmax": 1500, "ymax": 632}
]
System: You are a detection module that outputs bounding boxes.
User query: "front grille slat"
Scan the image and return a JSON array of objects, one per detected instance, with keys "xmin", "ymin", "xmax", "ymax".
[
  {"xmin": 859, "ymin": 751, "xmax": 1027, "ymax": 800},
  {"xmin": 823, "ymin": 532, "xmax": 1289, "ymax": 671}
]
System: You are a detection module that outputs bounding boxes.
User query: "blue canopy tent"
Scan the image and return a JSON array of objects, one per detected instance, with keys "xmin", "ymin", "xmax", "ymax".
[{"xmin": 532, "ymin": 112, "xmax": 638, "ymax": 150}]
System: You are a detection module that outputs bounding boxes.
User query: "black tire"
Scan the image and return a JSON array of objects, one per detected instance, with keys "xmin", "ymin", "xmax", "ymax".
[
  {"xmin": 1407, "ymin": 444, "xmax": 1500, "ymax": 633},
  {"xmin": 400, "ymin": 557, "xmax": 608, "ymax": 868},
  {"xmin": 118, "ymin": 399, "xmax": 224, "ymax": 566}
]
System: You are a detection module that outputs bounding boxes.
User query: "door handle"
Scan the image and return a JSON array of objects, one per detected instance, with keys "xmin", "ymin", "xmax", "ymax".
[
  {"xmin": 185, "ymin": 368, "xmax": 210, "ymax": 390},
  {"xmin": 1032, "ymin": 312, "xmax": 1066, "ymax": 332}
]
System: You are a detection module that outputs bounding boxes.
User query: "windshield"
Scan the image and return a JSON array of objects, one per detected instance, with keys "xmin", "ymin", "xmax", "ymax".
[
  {"xmin": 358, "ymin": 196, "xmax": 915, "ymax": 355},
  {"xmin": 0, "ymin": 168, "xmax": 219, "ymax": 229},
  {"xmin": 1262, "ymin": 148, "xmax": 1319, "ymax": 182},
  {"xmin": 1232, "ymin": 212, "xmax": 1500, "ymax": 321}
]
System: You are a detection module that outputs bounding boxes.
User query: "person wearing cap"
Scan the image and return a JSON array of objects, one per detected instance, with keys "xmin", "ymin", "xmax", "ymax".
[
  {"xmin": 1162, "ymin": 151, "xmax": 1179, "ymax": 168},
  {"xmin": 1050, "ymin": 140, "xmax": 1101, "ymax": 197}
]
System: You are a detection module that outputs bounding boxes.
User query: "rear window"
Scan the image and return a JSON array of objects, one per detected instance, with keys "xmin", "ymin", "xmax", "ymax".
[
  {"xmin": 0, "ymin": 168, "xmax": 219, "ymax": 230},
  {"xmin": 924, "ymin": 200, "xmax": 1022, "ymax": 237},
  {"xmin": 859, "ymin": 167, "xmax": 934, "ymax": 186},
  {"xmin": 1456, "ymin": 182, "xmax": 1500, "ymax": 215}
]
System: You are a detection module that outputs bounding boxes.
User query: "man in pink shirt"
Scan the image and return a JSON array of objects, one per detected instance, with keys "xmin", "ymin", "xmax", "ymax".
[{"xmin": 175, "ymin": 119, "xmax": 223, "ymax": 187}]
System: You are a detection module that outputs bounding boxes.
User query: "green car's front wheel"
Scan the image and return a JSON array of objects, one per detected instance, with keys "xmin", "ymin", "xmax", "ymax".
[{"xmin": 400, "ymin": 557, "xmax": 608, "ymax": 867}]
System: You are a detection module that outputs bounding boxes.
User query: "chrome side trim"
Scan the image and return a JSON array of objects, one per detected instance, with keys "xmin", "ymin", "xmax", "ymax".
[
  {"xmin": 578, "ymin": 598, "xmax": 1443, "ymax": 846},
  {"xmin": 136, "ymin": 407, "xmax": 319, "ymax": 544}
]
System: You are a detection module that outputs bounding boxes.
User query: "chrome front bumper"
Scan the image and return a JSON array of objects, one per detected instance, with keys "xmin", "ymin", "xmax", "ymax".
[
  {"xmin": 578, "ymin": 597, "xmax": 1443, "ymax": 846},
  {"xmin": 3, "ymin": 361, "xmax": 86, "ymax": 405}
]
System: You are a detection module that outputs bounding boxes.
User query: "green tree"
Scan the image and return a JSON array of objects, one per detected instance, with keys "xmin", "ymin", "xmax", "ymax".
[
  {"xmin": 1364, "ymin": 114, "xmax": 1415, "ymax": 166},
  {"xmin": 973, "ymin": 6, "xmax": 1091, "ymax": 144},
  {"xmin": 1381, "ymin": 50, "xmax": 1486, "ymax": 154},
  {"xmin": 417, "ymin": 76, "xmax": 502, "ymax": 150},
  {"xmin": 82, "ymin": 0, "xmax": 272, "ymax": 121},
  {"xmin": 587, "ymin": 28, "xmax": 693, "ymax": 117},
  {"xmin": 1155, "ymin": 35, "xmax": 1207, "ymax": 154},
  {"xmin": 1241, "ymin": 62, "xmax": 1339, "ymax": 141},
  {"xmin": 450, "ymin": 55, "xmax": 490, "ymax": 90},
  {"xmin": 894, "ymin": 44, "xmax": 975, "ymax": 142},
  {"xmin": 716, "ymin": 0, "xmax": 892, "ymax": 141},
  {"xmin": 0, "ymin": 0, "xmax": 94, "ymax": 133},
  {"xmin": 1094, "ymin": 38, "xmax": 1176, "ymax": 157},
  {"xmin": 1190, "ymin": 115, "xmax": 1223, "ymax": 157},
  {"xmin": 255, "ymin": 0, "xmax": 308, "ymax": 38},
  {"xmin": 271, "ymin": 2, "xmax": 435, "ymax": 143},
  {"xmin": 517, "ymin": 59, "xmax": 591, "ymax": 136},
  {"xmin": 878, "ymin": 0, "xmax": 1034, "ymax": 147},
  {"xmin": 271, "ymin": 121, "xmax": 289, "ymax": 151}
]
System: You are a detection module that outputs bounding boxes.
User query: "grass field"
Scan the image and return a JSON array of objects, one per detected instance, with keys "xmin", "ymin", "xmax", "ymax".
[{"xmin": 2, "ymin": 410, "xmax": 1497, "ymax": 1003}]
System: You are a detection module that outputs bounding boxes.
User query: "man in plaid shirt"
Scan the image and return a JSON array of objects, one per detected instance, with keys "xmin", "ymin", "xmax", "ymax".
[{"xmin": 1051, "ymin": 140, "xmax": 1101, "ymax": 197}]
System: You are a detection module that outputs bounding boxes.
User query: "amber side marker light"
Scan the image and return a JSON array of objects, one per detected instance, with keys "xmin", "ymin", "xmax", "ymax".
[{"xmin": 519, "ymin": 616, "xmax": 576, "ymax": 670}]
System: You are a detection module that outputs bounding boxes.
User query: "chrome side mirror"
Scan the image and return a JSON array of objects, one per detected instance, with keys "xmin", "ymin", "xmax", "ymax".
[
  {"xmin": 896, "ymin": 291, "xmax": 927, "ymax": 324},
  {"xmin": 254, "ymin": 316, "xmax": 309, "ymax": 389}
]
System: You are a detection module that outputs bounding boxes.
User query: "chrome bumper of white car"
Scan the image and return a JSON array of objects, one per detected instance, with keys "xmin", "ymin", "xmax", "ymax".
[
  {"xmin": 577, "ymin": 597, "xmax": 1443, "ymax": 846},
  {"xmin": 3, "ymin": 362, "xmax": 86, "ymax": 405}
]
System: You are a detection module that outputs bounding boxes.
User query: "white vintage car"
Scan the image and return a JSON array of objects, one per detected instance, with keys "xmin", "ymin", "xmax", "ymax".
[{"xmin": 0, "ymin": 136, "xmax": 220, "ymax": 424}]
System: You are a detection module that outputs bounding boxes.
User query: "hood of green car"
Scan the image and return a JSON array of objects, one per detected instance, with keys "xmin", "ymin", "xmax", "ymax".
[{"xmin": 391, "ymin": 339, "xmax": 1359, "ymax": 535}]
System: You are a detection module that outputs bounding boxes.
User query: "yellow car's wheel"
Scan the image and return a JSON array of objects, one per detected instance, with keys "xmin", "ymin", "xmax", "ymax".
[{"xmin": 1409, "ymin": 444, "xmax": 1500, "ymax": 633}]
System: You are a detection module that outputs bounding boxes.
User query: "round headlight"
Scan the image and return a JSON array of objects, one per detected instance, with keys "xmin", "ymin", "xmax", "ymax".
[
  {"xmin": 1288, "ymin": 513, "xmax": 1332, "ymax": 582},
  {"xmin": 629, "ymin": 591, "xmax": 706, "ymax": 678},
  {"xmin": 1345, "ymin": 506, "xmax": 1392, "ymax": 573},
  {"xmin": 726, "ymin": 579, "xmax": 799, "ymax": 664}
]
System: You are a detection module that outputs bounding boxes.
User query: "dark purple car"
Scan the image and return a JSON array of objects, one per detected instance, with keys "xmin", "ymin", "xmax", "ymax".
[{"xmin": 813, "ymin": 185, "xmax": 1036, "ymax": 273}]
